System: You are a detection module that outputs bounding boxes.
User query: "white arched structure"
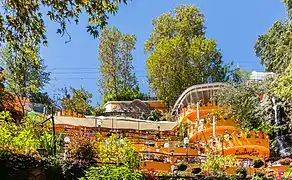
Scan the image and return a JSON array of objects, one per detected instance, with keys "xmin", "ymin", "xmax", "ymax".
[{"xmin": 171, "ymin": 82, "xmax": 227, "ymax": 119}]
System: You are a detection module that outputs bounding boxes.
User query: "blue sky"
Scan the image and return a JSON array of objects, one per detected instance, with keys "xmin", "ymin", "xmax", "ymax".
[{"xmin": 41, "ymin": 0, "xmax": 287, "ymax": 105}]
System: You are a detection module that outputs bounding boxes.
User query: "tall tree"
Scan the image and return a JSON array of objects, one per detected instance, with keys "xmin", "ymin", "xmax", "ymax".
[
  {"xmin": 253, "ymin": 1, "xmax": 292, "ymax": 156},
  {"xmin": 0, "ymin": 45, "xmax": 50, "ymax": 117},
  {"xmin": 145, "ymin": 5, "xmax": 229, "ymax": 106},
  {"xmin": 98, "ymin": 27, "xmax": 143, "ymax": 103},
  {"xmin": 255, "ymin": 1, "xmax": 292, "ymax": 74}
]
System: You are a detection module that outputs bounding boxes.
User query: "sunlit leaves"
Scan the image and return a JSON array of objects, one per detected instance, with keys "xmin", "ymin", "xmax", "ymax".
[
  {"xmin": 0, "ymin": 0, "xmax": 127, "ymax": 65},
  {"xmin": 80, "ymin": 166, "xmax": 143, "ymax": 180},
  {"xmin": 145, "ymin": 5, "xmax": 228, "ymax": 105},
  {"xmin": 95, "ymin": 134, "xmax": 141, "ymax": 169},
  {"xmin": 98, "ymin": 27, "xmax": 140, "ymax": 103},
  {"xmin": 61, "ymin": 86, "xmax": 93, "ymax": 114},
  {"xmin": 0, "ymin": 45, "xmax": 50, "ymax": 115},
  {"xmin": 273, "ymin": 63, "xmax": 292, "ymax": 101}
]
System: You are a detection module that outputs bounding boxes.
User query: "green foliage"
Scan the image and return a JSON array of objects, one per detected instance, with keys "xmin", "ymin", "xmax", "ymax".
[
  {"xmin": 273, "ymin": 63, "xmax": 292, "ymax": 101},
  {"xmin": 61, "ymin": 86, "xmax": 93, "ymax": 114},
  {"xmin": 147, "ymin": 110, "xmax": 160, "ymax": 121},
  {"xmin": 252, "ymin": 171, "xmax": 272, "ymax": 180},
  {"xmin": 215, "ymin": 83, "xmax": 277, "ymax": 134},
  {"xmin": 98, "ymin": 27, "xmax": 145, "ymax": 103},
  {"xmin": 255, "ymin": 0, "xmax": 292, "ymax": 74},
  {"xmin": 229, "ymin": 68, "xmax": 251, "ymax": 84},
  {"xmin": 201, "ymin": 154, "xmax": 236, "ymax": 175},
  {"xmin": 30, "ymin": 92, "xmax": 54, "ymax": 108},
  {"xmin": 38, "ymin": 133, "xmax": 62, "ymax": 156},
  {"xmin": 93, "ymin": 105, "xmax": 106, "ymax": 116},
  {"xmin": 0, "ymin": 153, "xmax": 43, "ymax": 180},
  {"xmin": 0, "ymin": 45, "xmax": 50, "ymax": 115},
  {"xmin": 95, "ymin": 134, "xmax": 141, "ymax": 169},
  {"xmin": 69, "ymin": 133, "xmax": 96, "ymax": 161},
  {"xmin": 0, "ymin": 111, "xmax": 55, "ymax": 155},
  {"xmin": 103, "ymin": 86, "xmax": 146, "ymax": 104},
  {"xmin": 145, "ymin": 5, "xmax": 230, "ymax": 105},
  {"xmin": 284, "ymin": 166, "xmax": 292, "ymax": 179},
  {"xmin": 235, "ymin": 167, "xmax": 248, "ymax": 178},
  {"xmin": 0, "ymin": 111, "xmax": 38, "ymax": 154},
  {"xmin": 0, "ymin": 0, "xmax": 128, "ymax": 60},
  {"xmin": 79, "ymin": 165, "xmax": 143, "ymax": 180},
  {"xmin": 283, "ymin": 0, "xmax": 292, "ymax": 19}
]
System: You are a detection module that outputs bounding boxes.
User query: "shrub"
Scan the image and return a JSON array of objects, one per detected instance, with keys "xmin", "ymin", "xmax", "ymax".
[
  {"xmin": 0, "ymin": 153, "xmax": 42, "ymax": 180},
  {"xmin": 69, "ymin": 133, "xmax": 96, "ymax": 161},
  {"xmin": 235, "ymin": 167, "xmax": 247, "ymax": 178},
  {"xmin": 79, "ymin": 165, "xmax": 143, "ymax": 180},
  {"xmin": 95, "ymin": 134, "xmax": 141, "ymax": 168},
  {"xmin": 44, "ymin": 156, "xmax": 94, "ymax": 180}
]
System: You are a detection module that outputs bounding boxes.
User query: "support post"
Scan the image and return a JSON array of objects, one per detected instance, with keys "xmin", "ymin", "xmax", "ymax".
[
  {"xmin": 196, "ymin": 102, "xmax": 200, "ymax": 142},
  {"xmin": 213, "ymin": 116, "xmax": 216, "ymax": 138},
  {"xmin": 51, "ymin": 108, "xmax": 56, "ymax": 156}
]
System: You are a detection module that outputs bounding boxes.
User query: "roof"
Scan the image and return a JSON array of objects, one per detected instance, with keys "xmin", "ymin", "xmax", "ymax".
[
  {"xmin": 171, "ymin": 82, "xmax": 226, "ymax": 117},
  {"xmin": 54, "ymin": 116, "xmax": 177, "ymax": 131},
  {"xmin": 104, "ymin": 100, "xmax": 164, "ymax": 106}
]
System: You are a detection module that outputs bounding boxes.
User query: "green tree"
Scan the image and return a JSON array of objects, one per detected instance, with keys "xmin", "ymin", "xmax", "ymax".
[
  {"xmin": 253, "ymin": 0, "xmax": 292, "ymax": 156},
  {"xmin": 0, "ymin": 0, "xmax": 128, "ymax": 58},
  {"xmin": 255, "ymin": 1, "xmax": 292, "ymax": 74},
  {"xmin": 98, "ymin": 27, "xmax": 144, "ymax": 103},
  {"xmin": 229, "ymin": 68, "xmax": 251, "ymax": 84},
  {"xmin": 216, "ymin": 80, "xmax": 292, "ymax": 156},
  {"xmin": 30, "ymin": 92, "xmax": 54, "ymax": 108},
  {"xmin": 273, "ymin": 63, "xmax": 292, "ymax": 101},
  {"xmin": 145, "ymin": 5, "xmax": 229, "ymax": 106},
  {"xmin": 0, "ymin": 45, "xmax": 50, "ymax": 117},
  {"xmin": 61, "ymin": 86, "xmax": 93, "ymax": 115}
]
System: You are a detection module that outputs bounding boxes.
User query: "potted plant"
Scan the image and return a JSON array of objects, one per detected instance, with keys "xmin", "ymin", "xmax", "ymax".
[
  {"xmin": 253, "ymin": 158, "xmax": 264, "ymax": 168},
  {"xmin": 235, "ymin": 167, "xmax": 247, "ymax": 178},
  {"xmin": 177, "ymin": 162, "xmax": 187, "ymax": 171}
]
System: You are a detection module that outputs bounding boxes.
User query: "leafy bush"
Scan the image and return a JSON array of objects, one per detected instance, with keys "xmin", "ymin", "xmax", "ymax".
[
  {"xmin": 38, "ymin": 133, "xmax": 63, "ymax": 156},
  {"xmin": 80, "ymin": 166, "xmax": 143, "ymax": 180},
  {"xmin": 69, "ymin": 133, "xmax": 96, "ymax": 161},
  {"xmin": 95, "ymin": 134, "xmax": 141, "ymax": 169},
  {"xmin": 0, "ymin": 111, "xmax": 45, "ymax": 155},
  {"xmin": 284, "ymin": 166, "xmax": 292, "ymax": 179},
  {"xmin": 103, "ymin": 86, "xmax": 146, "ymax": 104},
  {"xmin": 201, "ymin": 155, "xmax": 236, "ymax": 176},
  {"xmin": 147, "ymin": 110, "xmax": 160, "ymax": 121},
  {"xmin": 62, "ymin": 159, "xmax": 92, "ymax": 180},
  {"xmin": 0, "ymin": 153, "xmax": 42, "ymax": 180},
  {"xmin": 44, "ymin": 156, "xmax": 93, "ymax": 180},
  {"xmin": 252, "ymin": 171, "xmax": 271, "ymax": 180},
  {"xmin": 235, "ymin": 167, "xmax": 247, "ymax": 178}
]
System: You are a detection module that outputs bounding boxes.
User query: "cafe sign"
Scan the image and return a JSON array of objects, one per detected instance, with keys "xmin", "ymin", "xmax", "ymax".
[{"xmin": 235, "ymin": 149, "xmax": 259, "ymax": 156}]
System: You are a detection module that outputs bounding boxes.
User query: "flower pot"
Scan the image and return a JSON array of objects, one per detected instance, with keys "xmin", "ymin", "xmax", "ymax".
[
  {"xmin": 177, "ymin": 163, "xmax": 187, "ymax": 171},
  {"xmin": 192, "ymin": 167, "xmax": 201, "ymax": 174}
]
